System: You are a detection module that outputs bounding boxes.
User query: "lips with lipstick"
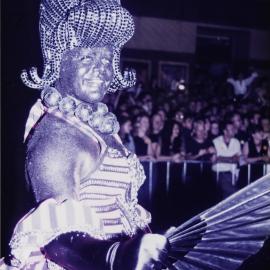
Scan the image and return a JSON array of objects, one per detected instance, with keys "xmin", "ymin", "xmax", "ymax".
[
  {"xmin": 83, "ymin": 78, "xmax": 103, "ymax": 89},
  {"xmin": 84, "ymin": 79, "xmax": 103, "ymax": 84},
  {"xmin": 82, "ymin": 77, "xmax": 111, "ymax": 91}
]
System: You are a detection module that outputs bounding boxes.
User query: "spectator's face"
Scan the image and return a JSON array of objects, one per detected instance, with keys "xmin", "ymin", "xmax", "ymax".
[
  {"xmin": 224, "ymin": 124, "xmax": 235, "ymax": 138},
  {"xmin": 205, "ymin": 119, "xmax": 211, "ymax": 132},
  {"xmin": 251, "ymin": 113, "xmax": 261, "ymax": 125},
  {"xmin": 210, "ymin": 115, "xmax": 218, "ymax": 122},
  {"xmin": 138, "ymin": 116, "xmax": 150, "ymax": 132},
  {"xmin": 158, "ymin": 110, "xmax": 166, "ymax": 121},
  {"xmin": 195, "ymin": 123, "xmax": 205, "ymax": 140},
  {"xmin": 142, "ymin": 95, "xmax": 153, "ymax": 113},
  {"xmin": 119, "ymin": 103, "xmax": 128, "ymax": 111},
  {"xmin": 252, "ymin": 131, "xmax": 264, "ymax": 145},
  {"xmin": 243, "ymin": 118, "xmax": 249, "ymax": 130},
  {"xmin": 174, "ymin": 111, "xmax": 184, "ymax": 123},
  {"xmin": 184, "ymin": 118, "xmax": 193, "ymax": 130},
  {"xmin": 211, "ymin": 123, "xmax": 219, "ymax": 136},
  {"xmin": 261, "ymin": 119, "xmax": 270, "ymax": 133},
  {"xmin": 132, "ymin": 107, "xmax": 141, "ymax": 117},
  {"xmin": 172, "ymin": 123, "xmax": 180, "ymax": 137},
  {"xmin": 143, "ymin": 95, "xmax": 151, "ymax": 103},
  {"xmin": 152, "ymin": 114, "xmax": 164, "ymax": 132},
  {"xmin": 121, "ymin": 120, "xmax": 132, "ymax": 134},
  {"xmin": 231, "ymin": 114, "xmax": 242, "ymax": 130}
]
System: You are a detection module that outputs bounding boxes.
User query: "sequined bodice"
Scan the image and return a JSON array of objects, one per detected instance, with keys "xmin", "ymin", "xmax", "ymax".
[{"xmin": 79, "ymin": 138, "xmax": 151, "ymax": 238}]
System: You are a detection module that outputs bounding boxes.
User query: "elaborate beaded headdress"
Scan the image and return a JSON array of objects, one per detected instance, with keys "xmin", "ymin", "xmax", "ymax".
[{"xmin": 21, "ymin": 0, "xmax": 136, "ymax": 92}]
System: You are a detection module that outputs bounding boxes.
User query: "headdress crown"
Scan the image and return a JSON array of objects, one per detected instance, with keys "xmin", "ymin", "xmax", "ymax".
[{"xmin": 21, "ymin": 0, "xmax": 136, "ymax": 92}]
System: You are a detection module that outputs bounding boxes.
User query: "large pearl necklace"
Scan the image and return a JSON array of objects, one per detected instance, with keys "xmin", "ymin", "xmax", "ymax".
[{"xmin": 41, "ymin": 87, "xmax": 120, "ymax": 135}]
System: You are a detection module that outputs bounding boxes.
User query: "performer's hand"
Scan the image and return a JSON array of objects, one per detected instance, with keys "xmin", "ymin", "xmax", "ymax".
[
  {"xmin": 135, "ymin": 234, "xmax": 168, "ymax": 270},
  {"xmin": 165, "ymin": 226, "xmax": 176, "ymax": 237}
]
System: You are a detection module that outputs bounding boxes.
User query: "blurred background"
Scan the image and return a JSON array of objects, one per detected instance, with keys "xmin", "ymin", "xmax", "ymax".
[{"xmin": 2, "ymin": 0, "xmax": 270, "ymax": 257}]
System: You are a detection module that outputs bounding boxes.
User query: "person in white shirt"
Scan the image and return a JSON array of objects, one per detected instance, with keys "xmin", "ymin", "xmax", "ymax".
[
  {"xmin": 227, "ymin": 72, "xmax": 258, "ymax": 97},
  {"xmin": 212, "ymin": 120, "xmax": 242, "ymax": 199}
]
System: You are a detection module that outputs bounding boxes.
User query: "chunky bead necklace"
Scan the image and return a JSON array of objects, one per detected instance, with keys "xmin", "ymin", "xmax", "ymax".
[{"xmin": 41, "ymin": 87, "xmax": 120, "ymax": 135}]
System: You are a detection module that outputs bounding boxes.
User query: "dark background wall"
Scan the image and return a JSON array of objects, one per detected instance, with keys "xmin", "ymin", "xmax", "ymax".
[{"xmin": 123, "ymin": 0, "xmax": 270, "ymax": 30}]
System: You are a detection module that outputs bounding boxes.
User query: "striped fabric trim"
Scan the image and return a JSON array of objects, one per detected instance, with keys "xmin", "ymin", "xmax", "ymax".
[
  {"xmin": 103, "ymin": 218, "xmax": 122, "ymax": 226},
  {"xmin": 80, "ymin": 192, "xmax": 123, "ymax": 199},
  {"xmin": 80, "ymin": 178, "xmax": 130, "ymax": 189},
  {"xmin": 24, "ymin": 100, "xmax": 47, "ymax": 142},
  {"xmin": 9, "ymin": 199, "xmax": 104, "ymax": 268},
  {"xmin": 99, "ymin": 164, "xmax": 130, "ymax": 173},
  {"xmin": 89, "ymin": 171, "xmax": 131, "ymax": 182}
]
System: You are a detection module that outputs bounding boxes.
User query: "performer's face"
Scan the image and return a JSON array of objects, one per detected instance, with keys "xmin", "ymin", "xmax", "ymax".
[{"xmin": 60, "ymin": 46, "xmax": 114, "ymax": 103}]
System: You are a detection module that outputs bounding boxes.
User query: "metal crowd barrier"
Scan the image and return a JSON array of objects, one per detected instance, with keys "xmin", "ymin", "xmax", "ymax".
[{"xmin": 139, "ymin": 160, "xmax": 270, "ymax": 203}]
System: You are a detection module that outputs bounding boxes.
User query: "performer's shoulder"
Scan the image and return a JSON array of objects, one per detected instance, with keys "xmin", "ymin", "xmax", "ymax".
[{"xmin": 26, "ymin": 113, "xmax": 100, "ymax": 165}]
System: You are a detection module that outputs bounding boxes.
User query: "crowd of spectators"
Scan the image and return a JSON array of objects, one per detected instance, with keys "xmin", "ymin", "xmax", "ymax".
[{"xmin": 104, "ymin": 70, "xmax": 270, "ymax": 174}]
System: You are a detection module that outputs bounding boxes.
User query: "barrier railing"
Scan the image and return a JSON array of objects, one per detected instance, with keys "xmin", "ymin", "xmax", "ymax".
[{"xmin": 139, "ymin": 160, "xmax": 270, "ymax": 202}]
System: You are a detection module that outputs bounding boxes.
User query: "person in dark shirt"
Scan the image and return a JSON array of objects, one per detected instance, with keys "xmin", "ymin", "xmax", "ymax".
[
  {"xmin": 149, "ymin": 113, "xmax": 165, "ymax": 157},
  {"xmin": 133, "ymin": 114, "xmax": 154, "ymax": 160},
  {"xmin": 261, "ymin": 116, "xmax": 270, "ymax": 140},
  {"xmin": 231, "ymin": 112, "xmax": 248, "ymax": 146},
  {"xmin": 118, "ymin": 116, "xmax": 136, "ymax": 153},
  {"xmin": 173, "ymin": 110, "xmax": 185, "ymax": 126},
  {"xmin": 209, "ymin": 120, "xmax": 220, "ymax": 141},
  {"xmin": 243, "ymin": 125, "xmax": 270, "ymax": 163},
  {"xmin": 156, "ymin": 121, "xmax": 184, "ymax": 162},
  {"xmin": 182, "ymin": 113, "xmax": 194, "ymax": 142},
  {"xmin": 185, "ymin": 120, "xmax": 215, "ymax": 160}
]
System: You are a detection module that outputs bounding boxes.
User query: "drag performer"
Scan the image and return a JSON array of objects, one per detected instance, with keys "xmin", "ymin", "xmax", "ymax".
[
  {"xmin": 2, "ymin": 0, "xmax": 168, "ymax": 269},
  {"xmin": 2, "ymin": 0, "xmax": 270, "ymax": 270}
]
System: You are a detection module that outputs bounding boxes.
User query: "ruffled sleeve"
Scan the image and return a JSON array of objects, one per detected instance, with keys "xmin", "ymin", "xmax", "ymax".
[{"xmin": 9, "ymin": 198, "xmax": 105, "ymax": 269}]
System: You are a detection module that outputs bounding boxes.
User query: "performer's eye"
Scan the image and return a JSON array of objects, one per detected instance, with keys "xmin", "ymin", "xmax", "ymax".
[
  {"xmin": 101, "ymin": 59, "xmax": 110, "ymax": 66},
  {"xmin": 81, "ymin": 56, "xmax": 93, "ymax": 62}
]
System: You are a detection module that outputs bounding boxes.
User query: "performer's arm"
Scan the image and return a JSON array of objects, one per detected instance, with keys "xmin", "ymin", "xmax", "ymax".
[
  {"xmin": 244, "ymin": 72, "xmax": 258, "ymax": 86},
  {"xmin": 43, "ymin": 232, "xmax": 169, "ymax": 270},
  {"xmin": 227, "ymin": 77, "xmax": 236, "ymax": 86}
]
